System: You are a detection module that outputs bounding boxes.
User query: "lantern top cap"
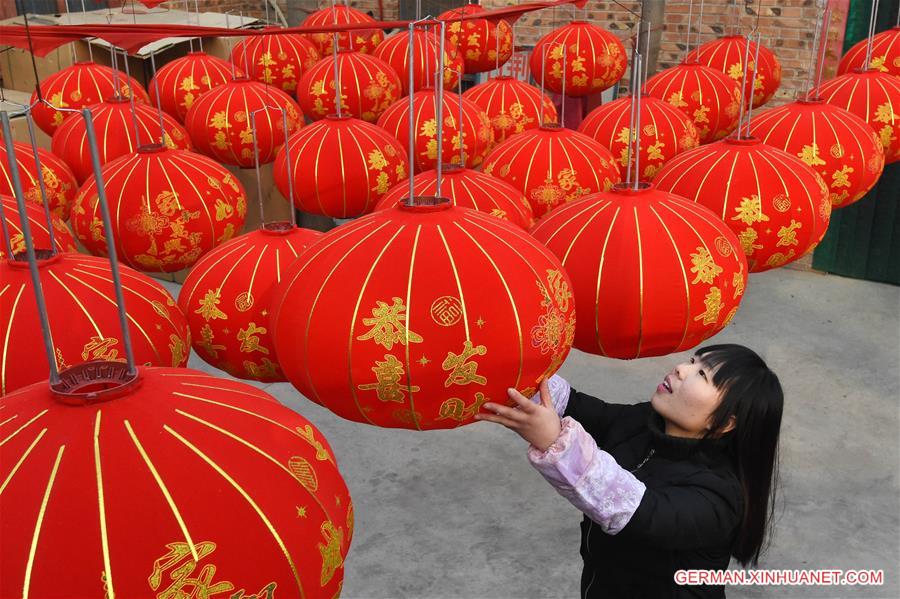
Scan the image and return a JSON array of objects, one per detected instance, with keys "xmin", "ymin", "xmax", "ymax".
[
  {"xmin": 137, "ymin": 143, "xmax": 168, "ymax": 154},
  {"xmin": 50, "ymin": 361, "xmax": 142, "ymax": 406},
  {"xmin": 6, "ymin": 249, "xmax": 59, "ymax": 268},
  {"xmin": 104, "ymin": 95, "xmax": 133, "ymax": 104},
  {"xmin": 569, "ymin": 20, "xmax": 590, "ymax": 25},
  {"xmin": 261, "ymin": 220, "xmax": 296, "ymax": 235},
  {"xmin": 849, "ymin": 67, "xmax": 883, "ymax": 75},
  {"xmin": 723, "ymin": 135, "xmax": 762, "ymax": 146},
  {"xmin": 538, "ymin": 124, "xmax": 565, "ymax": 132},
  {"xmin": 797, "ymin": 96, "xmax": 825, "ymax": 105},
  {"xmin": 611, "ymin": 181, "xmax": 653, "ymax": 194},
  {"xmin": 398, "ymin": 196, "xmax": 452, "ymax": 212},
  {"xmin": 325, "ymin": 114, "xmax": 354, "ymax": 121}
]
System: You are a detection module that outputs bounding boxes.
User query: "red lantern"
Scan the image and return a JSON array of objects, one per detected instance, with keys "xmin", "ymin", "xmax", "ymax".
[
  {"xmin": 70, "ymin": 145, "xmax": 247, "ymax": 273},
  {"xmin": 529, "ymin": 21, "xmax": 626, "ymax": 96},
  {"xmin": 184, "ymin": 78, "xmax": 303, "ymax": 167},
  {"xmin": 462, "ymin": 76, "xmax": 558, "ymax": 143},
  {"xmin": 372, "ymin": 29, "xmax": 462, "ymax": 94},
  {"xmin": 302, "ymin": 4, "xmax": 385, "ymax": 54},
  {"xmin": 749, "ymin": 98, "xmax": 886, "ymax": 208},
  {"xmin": 29, "ymin": 62, "xmax": 149, "ymax": 136},
  {"xmin": 51, "ymin": 97, "xmax": 191, "ymax": 183},
  {"xmin": 373, "ymin": 165, "xmax": 534, "ymax": 228},
  {"xmin": 272, "ymin": 200, "xmax": 576, "ymax": 429},
  {"xmin": 816, "ymin": 69, "xmax": 900, "ymax": 163},
  {"xmin": 0, "ymin": 364, "xmax": 353, "ymax": 597},
  {"xmin": 686, "ymin": 35, "xmax": 782, "ymax": 108},
  {"xmin": 0, "ymin": 195, "xmax": 77, "ymax": 259},
  {"xmin": 838, "ymin": 26, "xmax": 900, "ymax": 77},
  {"xmin": 0, "ymin": 253, "xmax": 190, "ymax": 395},
  {"xmin": 179, "ymin": 223, "xmax": 322, "ymax": 382},
  {"xmin": 148, "ymin": 52, "xmax": 242, "ymax": 123},
  {"xmin": 654, "ymin": 136, "xmax": 831, "ymax": 272},
  {"xmin": 230, "ymin": 32, "xmax": 320, "ymax": 93},
  {"xmin": 438, "ymin": 3, "xmax": 514, "ymax": 74},
  {"xmin": 482, "ymin": 125, "xmax": 620, "ymax": 219},
  {"xmin": 296, "ymin": 51, "xmax": 401, "ymax": 123},
  {"xmin": 377, "ymin": 88, "xmax": 494, "ymax": 173},
  {"xmin": 531, "ymin": 184, "xmax": 748, "ymax": 358},
  {"xmin": 578, "ymin": 94, "xmax": 701, "ymax": 180},
  {"xmin": 645, "ymin": 62, "xmax": 742, "ymax": 144},
  {"xmin": 0, "ymin": 141, "xmax": 78, "ymax": 220},
  {"xmin": 273, "ymin": 115, "xmax": 407, "ymax": 218}
]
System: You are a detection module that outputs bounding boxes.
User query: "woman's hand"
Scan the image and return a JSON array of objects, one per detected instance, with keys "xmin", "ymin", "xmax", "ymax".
[{"xmin": 474, "ymin": 379, "xmax": 562, "ymax": 452}]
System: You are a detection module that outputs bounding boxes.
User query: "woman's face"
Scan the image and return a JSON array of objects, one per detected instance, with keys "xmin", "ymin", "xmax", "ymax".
[{"xmin": 651, "ymin": 354, "xmax": 728, "ymax": 438}]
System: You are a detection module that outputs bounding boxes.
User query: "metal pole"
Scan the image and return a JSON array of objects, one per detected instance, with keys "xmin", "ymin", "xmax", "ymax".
[
  {"xmin": 149, "ymin": 51, "xmax": 167, "ymax": 143},
  {"xmin": 864, "ymin": 0, "xmax": 882, "ymax": 69},
  {"xmin": 24, "ymin": 111, "xmax": 58, "ymax": 254},
  {"xmin": 407, "ymin": 22, "xmax": 417, "ymax": 204},
  {"xmin": 332, "ymin": 33, "xmax": 342, "ymax": 117},
  {"xmin": 281, "ymin": 110, "xmax": 297, "ymax": 227},
  {"xmin": 684, "ymin": 0, "xmax": 694, "ymax": 61},
  {"xmin": 457, "ymin": 69, "xmax": 466, "ymax": 166},
  {"xmin": 250, "ymin": 112, "xmax": 266, "ymax": 226},
  {"xmin": 743, "ymin": 33, "xmax": 762, "ymax": 137},
  {"xmin": 814, "ymin": 3, "xmax": 834, "ymax": 96},
  {"xmin": 736, "ymin": 35, "xmax": 752, "ymax": 136},
  {"xmin": 1, "ymin": 112, "xmax": 60, "ymax": 385},
  {"xmin": 82, "ymin": 108, "xmax": 137, "ymax": 375},
  {"xmin": 118, "ymin": 48, "xmax": 143, "ymax": 146},
  {"xmin": 633, "ymin": 53, "xmax": 643, "ymax": 189},
  {"xmin": 435, "ymin": 20, "xmax": 446, "ymax": 198},
  {"xmin": 195, "ymin": 0, "xmax": 204, "ymax": 53}
]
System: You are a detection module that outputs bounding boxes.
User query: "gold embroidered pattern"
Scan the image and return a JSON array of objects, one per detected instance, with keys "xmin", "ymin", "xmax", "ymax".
[
  {"xmin": 437, "ymin": 392, "xmax": 488, "ymax": 421},
  {"xmin": 776, "ymin": 220, "xmax": 802, "ymax": 247},
  {"xmin": 730, "ymin": 195, "xmax": 769, "ymax": 225},
  {"xmin": 694, "ymin": 287, "xmax": 723, "ymax": 326},
  {"xmin": 358, "ymin": 354, "xmax": 420, "ymax": 402},
  {"xmin": 689, "ymin": 247, "xmax": 723, "ymax": 284},
  {"xmin": 318, "ymin": 521, "xmax": 345, "ymax": 586},
  {"xmin": 195, "ymin": 289, "xmax": 228, "ymax": 321},
  {"xmin": 356, "ymin": 298, "xmax": 423, "ymax": 349},
  {"xmin": 237, "ymin": 323, "xmax": 269, "ymax": 354},
  {"xmin": 287, "ymin": 455, "xmax": 318, "ymax": 491},
  {"xmin": 430, "ymin": 296, "xmax": 463, "ymax": 326}
]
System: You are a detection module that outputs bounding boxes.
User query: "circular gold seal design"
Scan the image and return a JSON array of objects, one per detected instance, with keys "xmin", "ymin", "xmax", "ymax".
[
  {"xmin": 830, "ymin": 143, "xmax": 845, "ymax": 158},
  {"xmin": 714, "ymin": 236, "xmax": 733, "ymax": 257},
  {"xmin": 430, "ymin": 295, "xmax": 463, "ymax": 327},
  {"xmin": 235, "ymin": 291, "xmax": 254, "ymax": 312},
  {"xmin": 772, "ymin": 194, "xmax": 791, "ymax": 213}
]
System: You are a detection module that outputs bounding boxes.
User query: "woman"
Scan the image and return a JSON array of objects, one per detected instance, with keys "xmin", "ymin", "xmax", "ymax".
[{"xmin": 475, "ymin": 344, "xmax": 783, "ymax": 598}]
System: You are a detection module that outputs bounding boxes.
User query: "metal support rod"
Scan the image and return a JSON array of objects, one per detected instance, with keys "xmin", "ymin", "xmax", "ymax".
[
  {"xmin": 805, "ymin": 5, "xmax": 825, "ymax": 101},
  {"xmin": 281, "ymin": 110, "xmax": 297, "ymax": 227},
  {"xmin": 81, "ymin": 108, "xmax": 137, "ymax": 375},
  {"xmin": 149, "ymin": 52, "xmax": 167, "ymax": 143},
  {"xmin": 118, "ymin": 48, "xmax": 143, "ymax": 146},
  {"xmin": 225, "ymin": 12, "xmax": 237, "ymax": 79},
  {"xmin": 195, "ymin": 0, "xmax": 204, "ymax": 53},
  {"xmin": 684, "ymin": 0, "xmax": 694, "ymax": 60},
  {"xmin": 332, "ymin": 33, "xmax": 343, "ymax": 117},
  {"xmin": 456, "ymin": 68, "xmax": 466, "ymax": 166},
  {"xmin": 736, "ymin": 35, "xmax": 752, "ymax": 137},
  {"xmin": 814, "ymin": 3, "xmax": 833, "ymax": 95},
  {"xmin": 688, "ymin": 0, "xmax": 705, "ymax": 57},
  {"xmin": 625, "ymin": 48, "xmax": 638, "ymax": 188},
  {"xmin": 633, "ymin": 54, "xmax": 643, "ymax": 189},
  {"xmin": 407, "ymin": 22, "xmax": 417, "ymax": 204},
  {"xmin": 560, "ymin": 43, "xmax": 568, "ymax": 126},
  {"xmin": 1, "ymin": 112, "xmax": 60, "ymax": 385},
  {"xmin": 184, "ymin": 0, "xmax": 194, "ymax": 53},
  {"xmin": 643, "ymin": 20, "xmax": 652, "ymax": 91},
  {"xmin": 250, "ymin": 111, "xmax": 266, "ymax": 226},
  {"xmin": 864, "ymin": 0, "xmax": 882, "ymax": 69},
  {"xmin": 539, "ymin": 46, "xmax": 548, "ymax": 126},
  {"xmin": 743, "ymin": 33, "xmax": 762, "ymax": 138},
  {"xmin": 435, "ymin": 19, "xmax": 447, "ymax": 198},
  {"xmin": 23, "ymin": 112, "xmax": 59, "ymax": 254},
  {"xmin": 80, "ymin": 0, "xmax": 94, "ymax": 61}
]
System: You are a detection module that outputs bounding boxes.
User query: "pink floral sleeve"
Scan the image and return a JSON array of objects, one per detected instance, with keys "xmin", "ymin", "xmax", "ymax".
[
  {"xmin": 528, "ymin": 417, "xmax": 646, "ymax": 535},
  {"xmin": 528, "ymin": 374, "xmax": 570, "ymax": 416}
]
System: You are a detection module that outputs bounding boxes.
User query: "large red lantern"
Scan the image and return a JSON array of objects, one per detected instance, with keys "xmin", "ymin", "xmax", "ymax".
[
  {"xmin": 0, "ymin": 364, "xmax": 353, "ymax": 597},
  {"xmin": 462, "ymin": 76, "xmax": 558, "ymax": 143},
  {"xmin": 529, "ymin": 21, "xmax": 626, "ymax": 96},
  {"xmin": 302, "ymin": 4, "xmax": 385, "ymax": 54},
  {"xmin": 273, "ymin": 115, "xmax": 407, "ymax": 218},
  {"xmin": 272, "ymin": 200, "xmax": 576, "ymax": 429},
  {"xmin": 230, "ymin": 32, "xmax": 320, "ymax": 93},
  {"xmin": 578, "ymin": 94, "xmax": 700, "ymax": 180},
  {"xmin": 686, "ymin": 36, "xmax": 782, "ymax": 108},
  {"xmin": 531, "ymin": 184, "xmax": 748, "ymax": 358},
  {"xmin": 816, "ymin": 69, "xmax": 900, "ymax": 163},
  {"xmin": 184, "ymin": 78, "xmax": 303, "ymax": 167},
  {"xmin": 51, "ymin": 98, "xmax": 191, "ymax": 183},
  {"xmin": 29, "ymin": 62, "xmax": 149, "ymax": 135},
  {"xmin": 654, "ymin": 136, "xmax": 831, "ymax": 272},
  {"xmin": 148, "ymin": 52, "xmax": 241, "ymax": 123},
  {"xmin": 0, "ymin": 253, "xmax": 190, "ymax": 395},
  {"xmin": 372, "ymin": 29, "xmax": 462, "ymax": 94},
  {"xmin": 179, "ymin": 223, "xmax": 322, "ymax": 382},
  {"xmin": 0, "ymin": 141, "xmax": 78, "ymax": 220},
  {"xmin": 373, "ymin": 165, "xmax": 534, "ymax": 229},
  {"xmin": 70, "ymin": 145, "xmax": 247, "ymax": 273},
  {"xmin": 838, "ymin": 27, "xmax": 900, "ymax": 77},
  {"xmin": 482, "ymin": 125, "xmax": 620, "ymax": 219},
  {"xmin": 749, "ymin": 98, "xmax": 886, "ymax": 208},
  {"xmin": 377, "ymin": 88, "xmax": 494, "ymax": 173},
  {"xmin": 296, "ymin": 51, "xmax": 401, "ymax": 123},
  {"xmin": 645, "ymin": 62, "xmax": 742, "ymax": 144},
  {"xmin": 0, "ymin": 196, "xmax": 77, "ymax": 259},
  {"xmin": 438, "ymin": 3, "xmax": 513, "ymax": 74}
]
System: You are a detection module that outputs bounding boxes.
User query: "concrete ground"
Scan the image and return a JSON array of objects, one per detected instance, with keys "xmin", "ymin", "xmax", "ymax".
[{"xmin": 165, "ymin": 266, "xmax": 899, "ymax": 599}]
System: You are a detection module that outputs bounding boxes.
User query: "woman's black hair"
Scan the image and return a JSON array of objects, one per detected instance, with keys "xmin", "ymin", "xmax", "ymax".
[{"xmin": 694, "ymin": 343, "xmax": 783, "ymax": 568}]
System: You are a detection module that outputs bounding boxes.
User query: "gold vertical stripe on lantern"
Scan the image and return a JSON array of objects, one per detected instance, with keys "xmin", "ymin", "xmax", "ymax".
[
  {"xmin": 528, "ymin": 21, "xmax": 627, "ymax": 96},
  {"xmin": 0, "ymin": 142, "xmax": 78, "ymax": 220},
  {"xmin": 230, "ymin": 33, "xmax": 321, "ymax": 93},
  {"xmin": 838, "ymin": 27, "xmax": 900, "ymax": 77},
  {"xmin": 372, "ymin": 29, "xmax": 462, "ymax": 94},
  {"xmin": 686, "ymin": 36, "xmax": 782, "ymax": 108},
  {"xmin": 302, "ymin": 4, "xmax": 384, "ymax": 55},
  {"xmin": 645, "ymin": 62, "xmax": 742, "ymax": 144},
  {"xmin": 149, "ymin": 52, "xmax": 242, "ymax": 123}
]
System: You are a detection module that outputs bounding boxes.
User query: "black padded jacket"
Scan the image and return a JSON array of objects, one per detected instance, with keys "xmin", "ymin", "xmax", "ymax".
[{"xmin": 564, "ymin": 387, "xmax": 743, "ymax": 599}]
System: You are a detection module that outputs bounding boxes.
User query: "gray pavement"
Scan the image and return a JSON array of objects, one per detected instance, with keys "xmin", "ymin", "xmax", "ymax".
[{"xmin": 164, "ymin": 265, "xmax": 900, "ymax": 598}]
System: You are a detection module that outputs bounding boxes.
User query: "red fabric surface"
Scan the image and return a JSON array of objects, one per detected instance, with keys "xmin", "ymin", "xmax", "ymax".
[
  {"xmin": 438, "ymin": 3, "xmax": 514, "ymax": 74},
  {"xmin": 529, "ymin": 21, "xmax": 627, "ymax": 97},
  {"xmin": 686, "ymin": 35, "xmax": 783, "ymax": 109},
  {"xmin": 838, "ymin": 26, "xmax": 900, "ymax": 77},
  {"xmin": 531, "ymin": 185, "xmax": 748, "ymax": 359},
  {"xmin": 179, "ymin": 225, "xmax": 323, "ymax": 381},
  {"xmin": 0, "ymin": 195, "xmax": 77, "ymax": 259},
  {"xmin": 301, "ymin": 4, "xmax": 384, "ymax": 55},
  {"xmin": 463, "ymin": 76, "xmax": 558, "ymax": 143},
  {"xmin": 0, "ymin": 141, "xmax": 78, "ymax": 220},
  {"xmin": 148, "ymin": 52, "xmax": 240, "ymax": 123}
]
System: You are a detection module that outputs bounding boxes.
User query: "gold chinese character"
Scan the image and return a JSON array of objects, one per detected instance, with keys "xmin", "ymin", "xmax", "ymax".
[
  {"xmin": 776, "ymin": 220, "xmax": 802, "ymax": 247},
  {"xmin": 195, "ymin": 289, "xmax": 228, "ymax": 322},
  {"xmin": 731, "ymin": 194, "xmax": 770, "ymax": 226},
  {"xmin": 81, "ymin": 336, "xmax": 120, "ymax": 361},
  {"xmin": 437, "ymin": 392, "xmax": 489, "ymax": 422},
  {"xmin": 358, "ymin": 354, "xmax": 420, "ymax": 402},
  {"xmin": 237, "ymin": 322, "xmax": 269, "ymax": 354},
  {"xmin": 737, "ymin": 227, "xmax": 764, "ymax": 256},
  {"xmin": 318, "ymin": 521, "xmax": 345, "ymax": 586},
  {"xmin": 442, "ymin": 340, "xmax": 488, "ymax": 387},
  {"xmin": 356, "ymin": 298, "xmax": 423, "ymax": 349},
  {"xmin": 694, "ymin": 287, "xmax": 723, "ymax": 326},
  {"xmin": 797, "ymin": 143, "xmax": 826, "ymax": 166},
  {"xmin": 689, "ymin": 247, "xmax": 723, "ymax": 285},
  {"xmin": 832, "ymin": 165, "xmax": 853, "ymax": 188},
  {"xmin": 148, "ymin": 541, "xmax": 234, "ymax": 598}
]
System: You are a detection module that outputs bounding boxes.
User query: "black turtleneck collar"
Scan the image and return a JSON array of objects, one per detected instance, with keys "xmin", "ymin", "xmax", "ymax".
[{"xmin": 647, "ymin": 410, "xmax": 734, "ymax": 464}]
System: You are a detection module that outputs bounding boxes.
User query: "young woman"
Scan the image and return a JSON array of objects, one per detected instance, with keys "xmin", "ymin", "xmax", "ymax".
[{"xmin": 475, "ymin": 344, "xmax": 783, "ymax": 598}]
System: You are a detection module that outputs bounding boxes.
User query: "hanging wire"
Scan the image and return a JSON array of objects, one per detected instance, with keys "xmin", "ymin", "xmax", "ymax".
[
  {"xmin": 684, "ymin": 0, "xmax": 695, "ymax": 61},
  {"xmin": 455, "ymin": 67, "xmax": 466, "ymax": 166},
  {"xmin": 23, "ymin": 113, "xmax": 59, "ymax": 254},
  {"xmin": 184, "ymin": 0, "xmax": 195, "ymax": 53},
  {"xmin": 864, "ymin": 0, "xmax": 882, "ymax": 69},
  {"xmin": 435, "ymin": 19, "xmax": 447, "ymax": 198},
  {"xmin": 149, "ymin": 51, "xmax": 167, "ymax": 142},
  {"xmin": 735, "ymin": 34, "xmax": 753, "ymax": 136},
  {"xmin": 248, "ymin": 104, "xmax": 297, "ymax": 227},
  {"xmin": 1, "ymin": 111, "xmax": 61, "ymax": 384},
  {"xmin": 225, "ymin": 11, "xmax": 237, "ymax": 79},
  {"xmin": 332, "ymin": 32, "xmax": 343, "ymax": 117},
  {"xmin": 687, "ymin": 0, "xmax": 705, "ymax": 57},
  {"xmin": 805, "ymin": 4, "xmax": 825, "ymax": 101},
  {"xmin": 632, "ymin": 53, "xmax": 643, "ymax": 190},
  {"xmin": 624, "ymin": 38, "xmax": 640, "ymax": 188},
  {"xmin": 743, "ymin": 32, "xmax": 762, "ymax": 137},
  {"xmin": 405, "ymin": 17, "xmax": 431, "ymax": 205},
  {"xmin": 194, "ymin": 0, "xmax": 204, "ymax": 53},
  {"xmin": 813, "ymin": 3, "xmax": 834, "ymax": 97},
  {"xmin": 80, "ymin": 0, "xmax": 95, "ymax": 62},
  {"xmin": 117, "ymin": 48, "xmax": 144, "ymax": 147}
]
